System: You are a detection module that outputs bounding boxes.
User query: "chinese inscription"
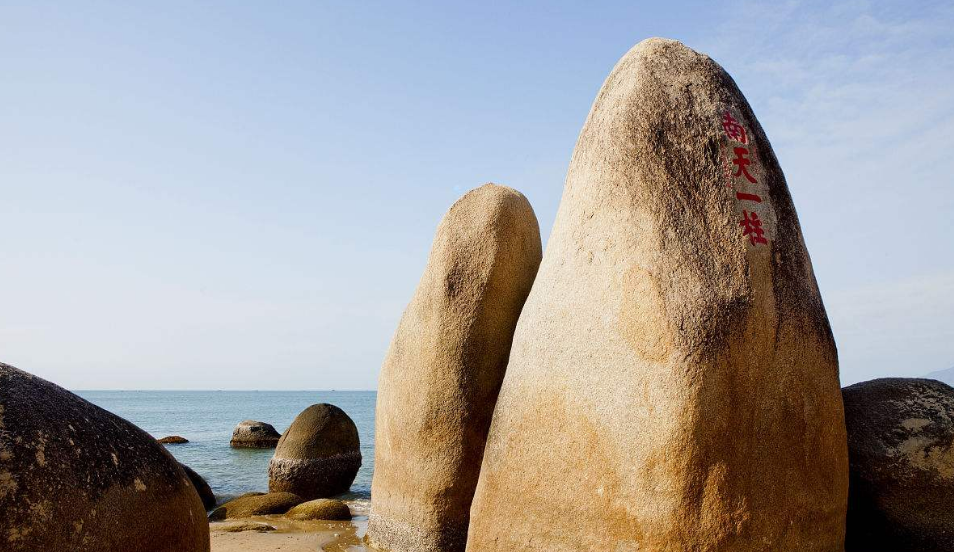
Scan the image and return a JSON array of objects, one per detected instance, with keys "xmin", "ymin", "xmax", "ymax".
[{"xmin": 720, "ymin": 110, "xmax": 769, "ymax": 246}]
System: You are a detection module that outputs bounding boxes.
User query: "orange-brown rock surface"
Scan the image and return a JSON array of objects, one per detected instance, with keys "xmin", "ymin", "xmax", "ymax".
[
  {"xmin": 367, "ymin": 184, "xmax": 542, "ymax": 552},
  {"xmin": 466, "ymin": 38, "xmax": 848, "ymax": 552}
]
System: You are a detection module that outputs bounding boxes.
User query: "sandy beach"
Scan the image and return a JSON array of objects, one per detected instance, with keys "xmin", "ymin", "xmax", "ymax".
[{"xmin": 210, "ymin": 516, "xmax": 369, "ymax": 552}]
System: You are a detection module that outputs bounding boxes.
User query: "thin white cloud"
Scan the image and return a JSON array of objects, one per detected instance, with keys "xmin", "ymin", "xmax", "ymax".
[{"xmin": 700, "ymin": 0, "xmax": 954, "ymax": 384}]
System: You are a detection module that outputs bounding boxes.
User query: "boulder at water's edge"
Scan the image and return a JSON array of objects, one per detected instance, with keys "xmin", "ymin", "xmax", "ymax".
[
  {"xmin": 208, "ymin": 491, "xmax": 304, "ymax": 520},
  {"xmin": 267, "ymin": 404, "xmax": 360, "ymax": 500},
  {"xmin": 286, "ymin": 498, "xmax": 352, "ymax": 521},
  {"xmin": 229, "ymin": 420, "xmax": 281, "ymax": 448},
  {"xmin": 0, "ymin": 363, "xmax": 210, "ymax": 552}
]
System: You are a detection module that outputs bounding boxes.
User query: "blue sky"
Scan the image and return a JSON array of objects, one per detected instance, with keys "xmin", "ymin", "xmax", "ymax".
[{"xmin": 1, "ymin": 1, "xmax": 952, "ymax": 389}]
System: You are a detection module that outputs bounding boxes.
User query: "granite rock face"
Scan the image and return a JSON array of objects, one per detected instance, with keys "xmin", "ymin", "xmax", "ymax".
[
  {"xmin": 0, "ymin": 363, "xmax": 210, "ymax": 552},
  {"xmin": 466, "ymin": 38, "xmax": 848, "ymax": 551},
  {"xmin": 229, "ymin": 420, "xmax": 281, "ymax": 448},
  {"xmin": 843, "ymin": 378, "xmax": 954, "ymax": 552},
  {"xmin": 267, "ymin": 404, "xmax": 360, "ymax": 499},
  {"xmin": 366, "ymin": 183, "xmax": 542, "ymax": 552},
  {"xmin": 208, "ymin": 491, "xmax": 303, "ymax": 520}
]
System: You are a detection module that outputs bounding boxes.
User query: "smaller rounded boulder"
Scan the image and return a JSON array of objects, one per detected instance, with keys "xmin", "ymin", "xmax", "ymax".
[
  {"xmin": 268, "ymin": 404, "xmax": 361, "ymax": 500},
  {"xmin": 208, "ymin": 492, "xmax": 304, "ymax": 520},
  {"xmin": 158, "ymin": 435, "xmax": 189, "ymax": 444},
  {"xmin": 286, "ymin": 498, "xmax": 352, "ymax": 521},
  {"xmin": 843, "ymin": 378, "xmax": 954, "ymax": 552},
  {"xmin": 230, "ymin": 420, "xmax": 281, "ymax": 448},
  {"xmin": 180, "ymin": 463, "xmax": 216, "ymax": 510},
  {"xmin": 211, "ymin": 521, "xmax": 276, "ymax": 533}
]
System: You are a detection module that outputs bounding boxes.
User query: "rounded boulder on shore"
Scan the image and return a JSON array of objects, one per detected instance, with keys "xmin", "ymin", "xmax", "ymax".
[
  {"xmin": 268, "ymin": 404, "xmax": 361, "ymax": 500},
  {"xmin": 229, "ymin": 420, "xmax": 281, "ymax": 448},
  {"xmin": 0, "ymin": 363, "xmax": 209, "ymax": 552},
  {"xmin": 843, "ymin": 378, "xmax": 954, "ymax": 552},
  {"xmin": 286, "ymin": 498, "xmax": 352, "ymax": 521},
  {"xmin": 208, "ymin": 492, "xmax": 304, "ymax": 520}
]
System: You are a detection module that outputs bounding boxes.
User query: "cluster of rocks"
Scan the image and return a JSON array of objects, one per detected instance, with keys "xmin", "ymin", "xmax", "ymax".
[
  {"xmin": 2, "ymin": 36, "xmax": 950, "ymax": 552},
  {"xmin": 364, "ymin": 37, "xmax": 954, "ymax": 552},
  {"xmin": 209, "ymin": 492, "xmax": 351, "ymax": 522},
  {"xmin": 0, "ymin": 363, "xmax": 362, "ymax": 552}
]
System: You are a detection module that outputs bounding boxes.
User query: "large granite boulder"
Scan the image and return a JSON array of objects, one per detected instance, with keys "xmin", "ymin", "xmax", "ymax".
[
  {"xmin": 843, "ymin": 378, "xmax": 954, "ymax": 552},
  {"xmin": 208, "ymin": 491, "xmax": 303, "ymax": 520},
  {"xmin": 267, "ymin": 404, "xmax": 360, "ymax": 499},
  {"xmin": 466, "ymin": 38, "xmax": 848, "ymax": 551},
  {"xmin": 180, "ymin": 462, "xmax": 216, "ymax": 510},
  {"xmin": 366, "ymin": 183, "xmax": 542, "ymax": 552},
  {"xmin": 0, "ymin": 363, "xmax": 209, "ymax": 552},
  {"xmin": 229, "ymin": 420, "xmax": 281, "ymax": 448}
]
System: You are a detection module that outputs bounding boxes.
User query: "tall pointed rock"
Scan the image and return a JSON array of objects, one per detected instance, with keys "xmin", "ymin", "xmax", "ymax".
[
  {"xmin": 467, "ymin": 39, "xmax": 848, "ymax": 551},
  {"xmin": 367, "ymin": 183, "xmax": 542, "ymax": 552}
]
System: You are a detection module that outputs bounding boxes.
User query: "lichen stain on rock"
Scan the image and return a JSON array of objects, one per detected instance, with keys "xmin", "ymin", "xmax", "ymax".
[
  {"xmin": 133, "ymin": 478, "xmax": 147, "ymax": 491},
  {"xmin": 894, "ymin": 435, "xmax": 954, "ymax": 479},
  {"xmin": 901, "ymin": 418, "xmax": 931, "ymax": 431}
]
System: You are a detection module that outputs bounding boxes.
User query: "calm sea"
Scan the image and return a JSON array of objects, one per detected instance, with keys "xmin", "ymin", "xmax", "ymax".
[{"xmin": 76, "ymin": 390, "xmax": 376, "ymax": 508}]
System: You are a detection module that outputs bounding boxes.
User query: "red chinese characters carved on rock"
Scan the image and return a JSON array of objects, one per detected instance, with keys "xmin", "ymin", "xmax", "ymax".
[
  {"xmin": 721, "ymin": 111, "xmax": 767, "ymax": 246},
  {"xmin": 722, "ymin": 112, "xmax": 748, "ymax": 144},
  {"xmin": 731, "ymin": 147, "xmax": 758, "ymax": 184},
  {"xmin": 740, "ymin": 210, "xmax": 768, "ymax": 246}
]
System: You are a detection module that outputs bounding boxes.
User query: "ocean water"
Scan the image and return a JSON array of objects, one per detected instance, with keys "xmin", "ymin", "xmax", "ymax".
[{"xmin": 76, "ymin": 390, "xmax": 376, "ymax": 508}]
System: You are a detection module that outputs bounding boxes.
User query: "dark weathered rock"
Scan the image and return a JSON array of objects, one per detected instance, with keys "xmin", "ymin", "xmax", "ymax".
[
  {"xmin": 180, "ymin": 463, "xmax": 216, "ymax": 510},
  {"xmin": 467, "ymin": 38, "xmax": 848, "ymax": 551},
  {"xmin": 286, "ymin": 498, "xmax": 352, "ymax": 521},
  {"xmin": 207, "ymin": 492, "xmax": 304, "ymax": 520},
  {"xmin": 0, "ymin": 363, "xmax": 209, "ymax": 552},
  {"xmin": 229, "ymin": 420, "xmax": 281, "ymax": 448},
  {"xmin": 268, "ymin": 404, "xmax": 360, "ymax": 500},
  {"xmin": 367, "ymin": 184, "xmax": 542, "ymax": 552},
  {"xmin": 158, "ymin": 436, "xmax": 188, "ymax": 444},
  {"xmin": 843, "ymin": 378, "xmax": 954, "ymax": 552}
]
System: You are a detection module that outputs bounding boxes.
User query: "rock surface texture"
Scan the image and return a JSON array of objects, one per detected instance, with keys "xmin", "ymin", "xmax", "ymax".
[
  {"xmin": 366, "ymin": 183, "xmax": 542, "ymax": 552},
  {"xmin": 466, "ymin": 38, "xmax": 848, "ymax": 552},
  {"xmin": 286, "ymin": 498, "xmax": 352, "ymax": 521},
  {"xmin": 180, "ymin": 462, "xmax": 216, "ymax": 510},
  {"xmin": 229, "ymin": 420, "xmax": 281, "ymax": 448},
  {"xmin": 0, "ymin": 363, "xmax": 210, "ymax": 552},
  {"xmin": 843, "ymin": 378, "xmax": 954, "ymax": 552},
  {"xmin": 267, "ymin": 404, "xmax": 360, "ymax": 499},
  {"xmin": 208, "ymin": 492, "xmax": 304, "ymax": 520}
]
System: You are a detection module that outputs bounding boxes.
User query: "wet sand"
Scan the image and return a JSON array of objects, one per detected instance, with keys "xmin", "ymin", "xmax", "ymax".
[{"xmin": 210, "ymin": 515, "xmax": 371, "ymax": 552}]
